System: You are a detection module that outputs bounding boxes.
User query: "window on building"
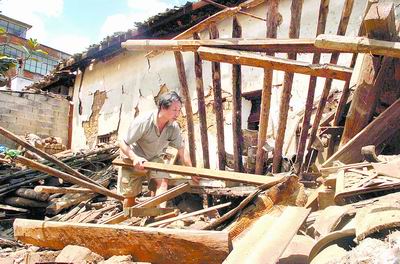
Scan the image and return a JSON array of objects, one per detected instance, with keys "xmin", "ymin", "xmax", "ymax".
[
  {"xmin": 0, "ymin": 44, "xmax": 59, "ymax": 76},
  {"xmin": 0, "ymin": 19, "xmax": 28, "ymax": 38}
]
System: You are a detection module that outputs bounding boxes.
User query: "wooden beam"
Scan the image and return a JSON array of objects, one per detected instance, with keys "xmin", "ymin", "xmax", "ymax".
[
  {"xmin": 0, "ymin": 126, "xmax": 102, "ymax": 188},
  {"xmin": 100, "ymin": 183, "xmax": 191, "ymax": 224},
  {"xmin": 255, "ymin": 0, "xmax": 278, "ymax": 175},
  {"xmin": 174, "ymin": 51, "xmax": 196, "ymax": 166},
  {"xmin": 272, "ymin": 0, "xmax": 303, "ymax": 173},
  {"xmin": 209, "ymin": 23, "xmax": 226, "ymax": 170},
  {"xmin": 231, "ymin": 16, "xmax": 244, "ymax": 172},
  {"xmin": 14, "ymin": 219, "xmax": 231, "ymax": 264},
  {"xmin": 197, "ymin": 47, "xmax": 352, "ymax": 81},
  {"xmin": 34, "ymin": 186, "xmax": 93, "ymax": 194},
  {"xmin": 147, "ymin": 202, "xmax": 231, "ymax": 227},
  {"xmin": 294, "ymin": 0, "xmax": 330, "ymax": 174},
  {"xmin": 193, "ymin": 32, "xmax": 210, "ymax": 169},
  {"xmin": 123, "ymin": 38, "xmax": 339, "ymax": 53},
  {"xmin": 323, "ymin": 97, "xmax": 400, "ymax": 167},
  {"xmin": 15, "ymin": 156, "xmax": 123, "ymax": 201},
  {"xmin": 113, "ymin": 158, "xmax": 285, "ymax": 186},
  {"xmin": 304, "ymin": 0, "xmax": 355, "ymax": 170},
  {"xmin": 340, "ymin": 2, "xmax": 396, "ymax": 145},
  {"xmin": 315, "ymin": 34, "xmax": 400, "ymax": 58}
]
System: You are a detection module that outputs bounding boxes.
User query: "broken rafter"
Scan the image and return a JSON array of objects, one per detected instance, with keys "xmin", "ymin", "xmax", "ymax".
[
  {"xmin": 15, "ymin": 156, "xmax": 123, "ymax": 201},
  {"xmin": 197, "ymin": 47, "xmax": 352, "ymax": 81},
  {"xmin": 202, "ymin": 0, "xmax": 266, "ymax": 21},
  {"xmin": 0, "ymin": 126, "xmax": 102, "ymax": 188},
  {"xmin": 146, "ymin": 0, "xmax": 266, "ymax": 58}
]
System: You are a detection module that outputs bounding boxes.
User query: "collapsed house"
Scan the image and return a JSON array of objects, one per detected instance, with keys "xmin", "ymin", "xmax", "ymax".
[{"xmin": 0, "ymin": 0, "xmax": 400, "ymax": 263}]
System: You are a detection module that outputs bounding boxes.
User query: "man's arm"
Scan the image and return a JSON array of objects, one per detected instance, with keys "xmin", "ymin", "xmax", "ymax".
[
  {"xmin": 177, "ymin": 147, "xmax": 200, "ymax": 184},
  {"xmin": 119, "ymin": 139, "xmax": 147, "ymax": 171}
]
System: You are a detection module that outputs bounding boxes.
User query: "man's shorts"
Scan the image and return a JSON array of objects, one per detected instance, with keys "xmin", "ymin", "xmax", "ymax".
[{"xmin": 117, "ymin": 156, "xmax": 169, "ymax": 198}]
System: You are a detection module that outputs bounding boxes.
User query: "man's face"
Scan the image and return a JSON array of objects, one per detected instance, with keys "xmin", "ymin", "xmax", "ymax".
[{"xmin": 163, "ymin": 101, "xmax": 182, "ymax": 121}]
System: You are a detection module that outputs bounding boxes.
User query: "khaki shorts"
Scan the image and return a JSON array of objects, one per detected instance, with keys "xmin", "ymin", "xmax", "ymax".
[{"xmin": 117, "ymin": 156, "xmax": 169, "ymax": 198}]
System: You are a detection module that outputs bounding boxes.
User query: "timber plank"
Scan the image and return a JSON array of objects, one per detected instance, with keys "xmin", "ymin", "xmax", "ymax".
[
  {"xmin": 315, "ymin": 34, "xmax": 400, "ymax": 58},
  {"xmin": 198, "ymin": 47, "xmax": 352, "ymax": 81},
  {"xmin": 14, "ymin": 219, "xmax": 231, "ymax": 264},
  {"xmin": 113, "ymin": 158, "xmax": 285, "ymax": 186}
]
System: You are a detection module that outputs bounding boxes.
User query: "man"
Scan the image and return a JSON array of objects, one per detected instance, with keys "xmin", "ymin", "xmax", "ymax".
[{"xmin": 118, "ymin": 91, "xmax": 199, "ymax": 208}]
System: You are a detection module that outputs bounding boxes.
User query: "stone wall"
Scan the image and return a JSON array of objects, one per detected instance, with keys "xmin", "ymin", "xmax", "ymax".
[{"xmin": 0, "ymin": 91, "xmax": 70, "ymax": 148}]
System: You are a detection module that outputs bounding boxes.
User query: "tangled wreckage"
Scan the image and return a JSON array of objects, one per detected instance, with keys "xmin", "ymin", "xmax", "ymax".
[{"xmin": 0, "ymin": 0, "xmax": 400, "ymax": 263}]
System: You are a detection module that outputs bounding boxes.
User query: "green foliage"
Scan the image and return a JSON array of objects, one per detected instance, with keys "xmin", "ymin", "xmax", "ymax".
[{"xmin": 0, "ymin": 55, "xmax": 17, "ymax": 75}]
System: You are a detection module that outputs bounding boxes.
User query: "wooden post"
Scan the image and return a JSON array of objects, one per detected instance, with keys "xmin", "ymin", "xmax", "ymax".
[
  {"xmin": 272, "ymin": 0, "xmax": 303, "ymax": 173},
  {"xmin": 0, "ymin": 126, "xmax": 102, "ymax": 187},
  {"xmin": 67, "ymin": 101, "xmax": 73, "ymax": 149},
  {"xmin": 255, "ymin": 0, "xmax": 279, "ymax": 175},
  {"xmin": 294, "ymin": 0, "xmax": 329, "ymax": 174},
  {"xmin": 193, "ymin": 33, "xmax": 210, "ymax": 169},
  {"xmin": 174, "ymin": 51, "xmax": 196, "ymax": 167},
  {"xmin": 209, "ymin": 23, "xmax": 226, "ymax": 170},
  {"xmin": 303, "ymin": 0, "xmax": 355, "ymax": 171},
  {"xmin": 327, "ymin": 0, "xmax": 375, "ymax": 157},
  {"xmin": 15, "ymin": 156, "xmax": 124, "ymax": 201},
  {"xmin": 340, "ymin": 2, "xmax": 396, "ymax": 145},
  {"xmin": 231, "ymin": 16, "xmax": 243, "ymax": 172}
]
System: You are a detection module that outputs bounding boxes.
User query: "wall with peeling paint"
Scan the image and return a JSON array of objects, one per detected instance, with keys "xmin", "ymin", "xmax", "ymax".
[{"xmin": 71, "ymin": 0, "xmax": 369, "ymax": 168}]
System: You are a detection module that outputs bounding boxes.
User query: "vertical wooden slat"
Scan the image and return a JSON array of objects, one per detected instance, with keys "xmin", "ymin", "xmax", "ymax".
[
  {"xmin": 193, "ymin": 33, "xmax": 210, "ymax": 169},
  {"xmin": 327, "ymin": 0, "xmax": 375, "ymax": 157},
  {"xmin": 272, "ymin": 0, "xmax": 304, "ymax": 173},
  {"xmin": 303, "ymin": 0, "xmax": 354, "ymax": 171},
  {"xmin": 294, "ymin": 0, "xmax": 330, "ymax": 174},
  {"xmin": 231, "ymin": 16, "xmax": 244, "ymax": 172},
  {"xmin": 255, "ymin": 0, "xmax": 279, "ymax": 175},
  {"xmin": 174, "ymin": 51, "xmax": 196, "ymax": 166},
  {"xmin": 209, "ymin": 23, "xmax": 226, "ymax": 170}
]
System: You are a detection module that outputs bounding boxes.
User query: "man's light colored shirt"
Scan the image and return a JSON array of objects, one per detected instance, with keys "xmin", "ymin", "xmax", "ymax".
[{"xmin": 123, "ymin": 111, "xmax": 183, "ymax": 160}]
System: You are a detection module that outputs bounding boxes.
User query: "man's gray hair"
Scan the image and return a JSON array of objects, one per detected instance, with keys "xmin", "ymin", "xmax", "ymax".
[{"xmin": 158, "ymin": 91, "xmax": 182, "ymax": 110}]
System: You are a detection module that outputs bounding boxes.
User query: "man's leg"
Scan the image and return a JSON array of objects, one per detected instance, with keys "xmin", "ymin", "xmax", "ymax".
[
  {"xmin": 117, "ymin": 167, "xmax": 145, "ymax": 209},
  {"xmin": 153, "ymin": 178, "xmax": 169, "ymax": 208}
]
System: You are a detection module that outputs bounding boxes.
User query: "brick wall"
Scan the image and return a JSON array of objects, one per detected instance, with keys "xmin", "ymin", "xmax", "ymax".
[{"xmin": 0, "ymin": 91, "xmax": 70, "ymax": 148}]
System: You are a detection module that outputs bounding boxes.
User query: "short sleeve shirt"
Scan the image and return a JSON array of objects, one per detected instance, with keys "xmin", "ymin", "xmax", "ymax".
[{"xmin": 123, "ymin": 111, "xmax": 183, "ymax": 160}]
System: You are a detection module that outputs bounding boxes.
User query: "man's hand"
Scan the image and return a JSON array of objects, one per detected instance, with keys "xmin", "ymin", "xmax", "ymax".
[{"xmin": 132, "ymin": 156, "xmax": 147, "ymax": 171}]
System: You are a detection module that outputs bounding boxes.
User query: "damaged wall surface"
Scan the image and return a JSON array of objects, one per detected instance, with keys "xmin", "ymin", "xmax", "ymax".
[
  {"xmin": 71, "ymin": 0, "xmax": 370, "ymax": 168},
  {"xmin": 0, "ymin": 91, "xmax": 70, "ymax": 148}
]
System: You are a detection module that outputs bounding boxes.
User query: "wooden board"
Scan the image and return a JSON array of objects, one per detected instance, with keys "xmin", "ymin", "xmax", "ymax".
[
  {"xmin": 14, "ymin": 219, "xmax": 231, "ymax": 264},
  {"xmin": 315, "ymin": 34, "xmax": 400, "ymax": 58},
  {"xmin": 113, "ymin": 158, "xmax": 285, "ymax": 186},
  {"xmin": 228, "ymin": 207, "xmax": 310, "ymax": 264}
]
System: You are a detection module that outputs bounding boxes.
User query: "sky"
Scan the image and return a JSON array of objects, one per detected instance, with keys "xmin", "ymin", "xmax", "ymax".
[{"xmin": 0, "ymin": 0, "xmax": 190, "ymax": 55}]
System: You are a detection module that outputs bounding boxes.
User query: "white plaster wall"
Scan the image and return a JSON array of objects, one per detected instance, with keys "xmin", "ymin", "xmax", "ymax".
[{"xmin": 71, "ymin": 0, "xmax": 380, "ymax": 167}]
